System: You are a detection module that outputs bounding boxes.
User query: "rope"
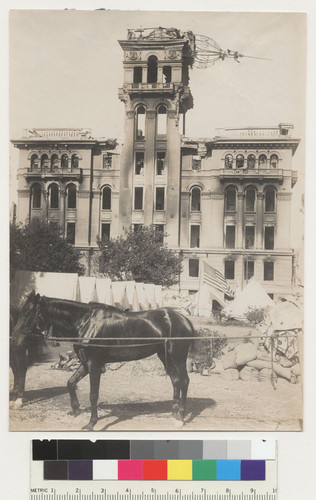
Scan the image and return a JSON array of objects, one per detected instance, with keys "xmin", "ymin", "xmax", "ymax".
[{"xmin": 38, "ymin": 334, "xmax": 299, "ymax": 342}]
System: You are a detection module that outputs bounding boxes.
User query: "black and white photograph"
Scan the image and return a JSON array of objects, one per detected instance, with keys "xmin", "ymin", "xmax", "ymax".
[{"xmin": 9, "ymin": 9, "xmax": 305, "ymax": 432}]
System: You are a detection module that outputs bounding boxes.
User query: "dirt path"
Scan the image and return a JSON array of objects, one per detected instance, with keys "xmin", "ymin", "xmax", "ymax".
[{"xmin": 9, "ymin": 357, "xmax": 303, "ymax": 432}]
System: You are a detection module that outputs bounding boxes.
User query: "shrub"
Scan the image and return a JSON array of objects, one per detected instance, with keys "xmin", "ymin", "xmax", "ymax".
[
  {"xmin": 245, "ymin": 306, "xmax": 266, "ymax": 325},
  {"xmin": 191, "ymin": 328, "xmax": 228, "ymax": 369}
]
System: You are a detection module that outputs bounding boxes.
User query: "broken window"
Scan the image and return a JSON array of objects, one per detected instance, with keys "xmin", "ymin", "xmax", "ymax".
[
  {"xmin": 190, "ymin": 225, "xmax": 200, "ymax": 248},
  {"xmin": 156, "ymin": 152, "xmax": 166, "ymax": 175},
  {"xmin": 147, "ymin": 55, "xmax": 158, "ymax": 83},
  {"xmin": 225, "ymin": 186, "xmax": 237, "ymax": 211},
  {"xmin": 265, "ymin": 187, "xmax": 276, "ymax": 212},
  {"xmin": 157, "ymin": 105, "xmax": 167, "ymax": 134},
  {"xmin": 135, "ymin": 105, "xmax": 145, "ymax": 140},
  {"xmin": 191, "ymin": 187, "xmax": 201, "ymax": 211}
]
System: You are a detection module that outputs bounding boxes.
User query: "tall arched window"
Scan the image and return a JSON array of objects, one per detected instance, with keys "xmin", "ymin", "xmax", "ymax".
[
  {"xmin": 32, "ymin": 184, "xmax": 41, "ymax": 208},
  {"xmin": 31, "ymin": 154, "xmax": 39, "ymax": 169},
  {"xmin": 61, "ymin": 154, "xmax": 69, "ymax": 169},
  {"xmin": 245, "ymin": 187, "xmax": 256, "ymax": 212},
  {"xmin": 259, "ymin": 154, "xmax": 267, "ymax": 167},
  {"xmin": 225, "ymin": 154, "xmax": 233, "ymax": 169},
  {"xmin": 49, "ymin": 184, "xmax": 59, "ymax": 209},
  {"xmin": 236, "ymin": 154, "xmax": 244, "ymax": 169},
  {"xmin": 147, "ymin": 55, "xmax": 158, "ymax": 83},
  {"xmin": 191, "ymin": 187, "xmax": 201, "ymax": 212},
  {"xmin": 71, "ymin": 154, "xmax": 79, "ymax": 169},
  {"xmin": 265, "ymin": 187, "xmax": 276, "ymax": 212},
  {"xmin": 67, "ymin": 184, "xmax": 77, "ymax": 209},
  {"xmin": 51, "ymin": 154, "xmax": 58, "ymax": 170},
  {"xmin": 270, "ymin": 154, "xmax": 279, "ymax": 168},
  {"xmin": 247, "ymin": 154, "xmax": 256, "ymax": 169},
  {"xmin": 225, "ymin": 186, "xmax": 237, "ymax": 212},
  {"xmin": 135, "ymin": 105, "xmax": 145, "ymax": 140},
  {"xmin": 102, "ymin": 186, "xmax": 111, "ymax": 210},
  {"xmin": 157, "ymin": 105, "xmax": 167, "ymax": 135},
  {"xmin": 41, "ymin": 154, "xmax": 49, "ymax": 169}
]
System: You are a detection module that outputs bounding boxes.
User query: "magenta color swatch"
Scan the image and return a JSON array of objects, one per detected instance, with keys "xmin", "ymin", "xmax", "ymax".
[{"xmin": 118, "ymin": 460, "xmax": 143, "ymax": 480}]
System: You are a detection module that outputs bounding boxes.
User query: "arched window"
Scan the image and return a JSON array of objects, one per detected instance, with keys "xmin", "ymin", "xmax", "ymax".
[
  {"xmin": 259, "ymin": 154, "xmax": 267, "ymax": 167},
  {"xmin": 67, "ymin": 184, "xmax": 76, "ymax": 209},
  {"xmin": 71, "ymin": 154, "xmax": 79, "ymax": 169},
  {"xmin": 245, "ymin": 187, "xmax": 256, "ymax": 212},
  {"xmin": 265, "ymin": 187, "xmax": 276, "ymax": 212},
  {"xmin": 49, "ymin": 184, "xmax": 59, "ymax": 209},
  {"xmin": 30, "ymin": 154, "xmax": 39, "ymax": 169},
  {"xmin": 157, "ymin": 105, "xmax": 167, "ymax": 135},
  {"xmin": 147, "ymin": 55, "xmax": 158, "ymax": 83},
  {"xmin": 135, "ymin": 105, "xmax": 145, "ymax": 140},
  {"xmin": 32, "ymin": 184, "xmax": 41, "ymax": 208},
  {"xmin": 236, "ymin": 154, "xmax": 244, "ymax": 169},
  {"xmin": 225, "ymin": 186, "xmax": 237, "ymax": 212},
  {"xmin": 61, "ymin": 154, "xmax": 69, "ymax": 169},
  {"xmin": 51, "ymin": 154, "xmax": 58, "ymax": 170},
  {"xmin": 225, "ymin": 154, "xmax": 233, "ymax": 169},
  {"xmin": 191, "ymin": 187, "xmax": 201, "ymax": 212},
  {"xmin": 41, "ymin": 154, "xmax": 49, "ymax": 169},
  {"xmin": 102, "ymin": 186, "xmax": 111, "ymax": 210},
  {"xmin": 270, "ymin": 154, "xmax": 279, "ymax": 168},
  {"xmin": 247, "ymin": 154, "xmax": 256, "ymax": 169}
]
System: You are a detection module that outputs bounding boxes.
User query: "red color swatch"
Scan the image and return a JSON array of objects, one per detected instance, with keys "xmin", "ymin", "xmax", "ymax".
[{"xmin": 143, "ymin": 460, "xmax": 168, "ymax": 480}]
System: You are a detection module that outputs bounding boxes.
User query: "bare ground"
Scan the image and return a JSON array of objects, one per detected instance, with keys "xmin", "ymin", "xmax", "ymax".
[{"xmin": 9, "ymin": 354, "xmax": 303, "ymax": 432}]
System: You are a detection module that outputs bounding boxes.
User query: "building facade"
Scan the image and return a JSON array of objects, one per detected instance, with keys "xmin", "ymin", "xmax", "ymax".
[{"xmin": 12, "ymin": 27, "xmax": 300, "ymax": 300}]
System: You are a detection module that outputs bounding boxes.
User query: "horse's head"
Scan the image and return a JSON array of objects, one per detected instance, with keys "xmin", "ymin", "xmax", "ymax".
[{"xmin": 11, "ymin": 291, "xmax": 46, "ymax": 341}]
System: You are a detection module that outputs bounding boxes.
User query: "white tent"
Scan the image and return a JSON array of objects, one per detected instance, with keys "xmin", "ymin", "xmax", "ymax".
[
  {"xmin": 143, "ymin": 284, "xmax": 157, "ymax": 309},
  {"xmin": 154, "ymin": 285, "xmax": 163, "ymax": 307},
  {"xmin": 119, "ymin": 281, "xmax": 140, "ymax": 311},
  {"xmin": 78, "ymin": 276, "xmax": 98, "ymax": 303},
  {"xmin": 111, "ymin": 281, "xmax": 129, "ymax": 309},
  {"xmin": 10, "ymin": 270, "xmax": 80, "ymax": 308},
  {"xmin": 223, "ymin": 279, "xmax": 274, "ymax": 320},
  {"xmin": 268, "ymin": 300, "xmax": 303, "ymax": 331},
  {"xmin": 135, "ymin": 283, "xmax": 150, "ymax": 310},
  {"xmin": 95, "ymin": 278, "xmax": 114, "ymax": 306}
]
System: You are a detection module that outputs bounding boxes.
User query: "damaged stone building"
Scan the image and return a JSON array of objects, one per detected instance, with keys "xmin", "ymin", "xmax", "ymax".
[{"xmin": 12, "ymin": 27, "xmax": 300, "ymax": 301}]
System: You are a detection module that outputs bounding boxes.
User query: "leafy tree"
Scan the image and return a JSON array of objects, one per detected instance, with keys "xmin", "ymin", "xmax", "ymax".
[
  {"xmin": 10, "ymin": 218, "xmax": 85, "ymax": 279},
  {"xmin": 97, "ymin": 225, "xmax": 182, "ymax": 287}
]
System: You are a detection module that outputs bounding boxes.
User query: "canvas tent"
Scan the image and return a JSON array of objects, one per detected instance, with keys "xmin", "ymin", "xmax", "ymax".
[
  {"xmin": 223, "ymin": 279, "xmax": 274, "ymax": 320},
  {"xmin": 78, "ymin": 277, "xmax": 98, "ymax": 303},
  {"xmin": 95, "ymin": 278, "xmax": 114, "ymax": 306}
]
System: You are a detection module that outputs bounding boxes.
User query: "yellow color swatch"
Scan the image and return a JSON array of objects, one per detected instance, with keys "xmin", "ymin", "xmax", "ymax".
[{"xmin": 167, "ymin": 460, "xmax": 192, "ymax": 480}]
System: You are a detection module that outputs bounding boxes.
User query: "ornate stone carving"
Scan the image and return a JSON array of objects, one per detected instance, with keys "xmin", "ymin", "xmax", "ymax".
[
  {"xmin": 164, "ymin": 50, "xmax": 181, "ymax": 60},
  {"xmin": 124, "ymin": 51, "xmax": 141, "ymax": 61}
]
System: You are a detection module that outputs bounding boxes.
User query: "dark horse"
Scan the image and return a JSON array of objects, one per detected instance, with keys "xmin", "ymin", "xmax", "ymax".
[{"xmin": 10, "ymin": 291, "xmax": 194, "ymax": 430}]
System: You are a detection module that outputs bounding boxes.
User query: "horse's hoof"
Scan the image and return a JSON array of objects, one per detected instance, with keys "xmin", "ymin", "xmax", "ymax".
[
  {"xmin": 13, "ymin": 398, "xmax": 23, "ymax": 409},
  {"xmin": 175, "ymin": 419, "xmax": 185, "ymax": 428},
  {"xmin": 68, "ymin": 408, "xmax": 81, "ymax": 417},
  {"xmin": 82, "ymin": 422, "xmax": 96, "ymax": 431}
]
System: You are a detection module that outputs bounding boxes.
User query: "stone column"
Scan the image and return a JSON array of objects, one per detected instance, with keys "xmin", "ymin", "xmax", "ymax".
[
  {"xmin": 144, "ymin": 109, "xmax": 156, "ymax": 226},
  {"xmin": 237, "ymin": 192, "xmax": 244, "ymax": 248},
  {"xmin": 256, "ymin": 192, "xmax": 264, "ymax": 249},
  {"xmin": 59, "ymin": 188, "xmax": 65, "ymax": 228}
]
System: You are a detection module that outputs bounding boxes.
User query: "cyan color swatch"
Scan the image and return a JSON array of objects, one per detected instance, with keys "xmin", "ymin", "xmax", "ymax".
[{"xmin": 216, "ymin": 460, "xmax": 241, "ymax": 480}]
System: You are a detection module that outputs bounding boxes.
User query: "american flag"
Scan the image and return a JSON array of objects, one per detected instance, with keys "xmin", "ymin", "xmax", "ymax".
[{"xmin": 202, "ymin": 261, "xmax": 235, "ymax": 299}]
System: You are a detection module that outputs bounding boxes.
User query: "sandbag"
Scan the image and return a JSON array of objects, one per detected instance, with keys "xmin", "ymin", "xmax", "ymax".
[
  {"xmin": 291, "ymin": 363, "xmax": 301, "ymax": 376},
  {"xmin": 256, "ymin": 347, "xmax": 271, "ymax": 361},
  {"xmin": 222, "ymin": 368, "xmax": 239, "ymax": 381},
  {"xmin": 223, "ymin": 350, "xmax": 237, "ymax": 369},
  {"xmin": 239, "ymin": 365, "xmax": 259, "ymax": 382},
  {"xmin": 248, "ymin": 359, "xmax": 271, "ymax": 371},
  {"xmin": 273, "ymin": 364, "xmax": 291, "ymax": 381},
  {"xmin": 210, "ymin": 360, "xmax": 224, "ymax": 374},
  {"xmin": 235, "ymin": 343, "xmax": 257, "ymax": 366},
  {"xmin": 258, "ymin": 368, "xmax": 275, "ymax": 383}
]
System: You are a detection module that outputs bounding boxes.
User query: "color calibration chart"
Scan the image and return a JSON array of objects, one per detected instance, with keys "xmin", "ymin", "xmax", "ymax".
[{"xmin": 31, "ymin": 440, "xmax": 277, "ymax": 500}]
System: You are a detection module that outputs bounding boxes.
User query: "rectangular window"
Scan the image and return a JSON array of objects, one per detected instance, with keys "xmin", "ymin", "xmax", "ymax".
[
  {"xmin": 264, "ymin": 262, "xmax": 274, "ymax": 281},
  {"xmin": 135, "ymin": 152, "xmax": 144, "ymax": 175},
  {"xmin": 66, "ymin": 222, "xmax": 75, "ymax": 244},
  {"xmin": 225, "ymin": 226, "xmax": 235, "ymax": 249},
  {"xmin": 190, "ymin": 225, "xmax": 200, "ymax": 248},
  {"xmin": 244, "ymin": 260, "xmax": 254, "ymax": 280},
  {"xmin": 133, "ymin": 67, "xmax": 142, "ymax": 84},
  {"xmin": 101, "ymin": 223, "xmax": 110, "ymax": 242},
  {"xmin": 192, "ymin": 155, "xmax": 201, "ymax": 171},
  {"xmin": 245, "ymin": 226, "xmax": 255, "ymax": 249},
  {"xmin": 225, "ymin": 260, "xmax": 235, "ymax": 280},
  {"xmin": 156, "ymin": 152, "xmax": 166, "ymax": 175},
  {"xmin": 155, "ymin": 187, "xmax": 165, "ymax": 211},
  {"xmin": 163, "ymin": 66, "xmax": 172, "ymax": 83},
  {"xmin": 154, "ymin": 224, "xmax": 164, "ymax": 244},
  {"xmin": 189, "ymin": 259, "xmax": 199, "ymax": 278},
  {"xmin": 264, "ymin": 226, "xmax": 275, "ymax": 250},
  {"xmin": 134, "ymin": 187, "xmax": 143, "ymax": 210},
  {"xmin": 102, "ymin": 154, "xmax": 112, "ymax": 169}
]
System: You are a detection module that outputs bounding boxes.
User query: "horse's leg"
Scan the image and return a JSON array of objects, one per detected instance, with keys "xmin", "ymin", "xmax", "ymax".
[
  {"xmin": 13, "ymin": 347, "xmax": 28, "ymax": 409},
  {"xmin": 9, "ymin": 346, "xmax": 19, "ymax": 401},
  {"xmin": 157, "ymin": 350, "xmax": 181, "ymax": 418},
  {"xmin": 83, "ymin": 361, "xmax": 102, "ymax": 431},
  {"xmin": 67, "ymin": 363, "xmax": 88, "ymax": 416},
  {"xmin": 175, "ymin": 357, "xmax": 190, "ymax": 421}
]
